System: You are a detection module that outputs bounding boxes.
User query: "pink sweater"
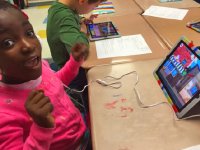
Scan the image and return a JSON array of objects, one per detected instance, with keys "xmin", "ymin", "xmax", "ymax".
[{"xmin": 0, "ymin": 56, "xmax": 86, "ymax": 150}]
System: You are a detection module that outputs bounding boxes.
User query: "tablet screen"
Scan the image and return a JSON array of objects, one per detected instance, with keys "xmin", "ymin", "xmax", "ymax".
[
  {"xmin": 156, "ymin": 41, "xmax": 200, "ymax": 111},
  {"xmin": 87, "ymin": 22, "xmax": 119, "ymax": 38}
]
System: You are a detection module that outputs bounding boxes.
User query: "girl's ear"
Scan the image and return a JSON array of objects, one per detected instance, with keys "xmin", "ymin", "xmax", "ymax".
[{"xmin": 79, "ymin": 0, "xmax": 87, "ymax": 5}]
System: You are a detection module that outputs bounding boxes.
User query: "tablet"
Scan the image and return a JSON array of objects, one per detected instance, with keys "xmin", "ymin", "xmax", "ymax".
[
  {"xmin": 187, "ymin": 21, "xmax": 200, "ymax": 33},
  {"xmin": 159, "ymin": 0, "xmax": 182, "ymax": 3},
  {"xmin": 86, "ymin": 21, "xmax": 120, "ymax": 41},
  {"xmin": 154, "ymin": 37, "xmax": 200, "ymax": 119}
]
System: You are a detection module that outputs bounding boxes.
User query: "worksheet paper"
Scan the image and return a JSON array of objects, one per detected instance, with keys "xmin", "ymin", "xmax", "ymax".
[
  {"xmin": 95, "ymin": 34, "xmax": 152, "ymax": 59},
  {"xmin": 182, "ymin": 145, "xmax": 200, "ymax": 150},
  {"xmin": 142, "ymin": 5, "xmax": 188, "ymax": 20}
]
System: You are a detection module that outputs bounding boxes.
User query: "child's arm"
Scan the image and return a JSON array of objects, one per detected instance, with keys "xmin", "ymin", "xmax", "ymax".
[
  {"xmin": 55, "ymin": 43, "xmax": 88, "ymax": 85},
  {"xmin": 59, "ymin": 15, "xmax": 89, "ymax": 53}
]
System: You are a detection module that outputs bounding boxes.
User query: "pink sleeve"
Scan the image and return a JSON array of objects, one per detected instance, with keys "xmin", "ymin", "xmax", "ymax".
[
  {"xmin": 55, "ymin": 55, "xmax": 82, "ymax": 86},
  {"xmin": 0, "ymin": 114, "xmax": 54, "ymax": 150}
]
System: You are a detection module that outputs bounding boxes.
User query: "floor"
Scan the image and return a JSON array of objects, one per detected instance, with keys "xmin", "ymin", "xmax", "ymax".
[{"xmin": 23, "ymin": 5, "xmax": 51, "ymax": 59}]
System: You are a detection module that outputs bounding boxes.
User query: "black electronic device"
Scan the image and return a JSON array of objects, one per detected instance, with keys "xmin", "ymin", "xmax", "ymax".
[
  {"xmin": 154, "ymin": 37, "xmax": 200, "ymax": 119},
  {"xmin": 86, "ymin": 21, "xmax": 120, "ymax": 41}
]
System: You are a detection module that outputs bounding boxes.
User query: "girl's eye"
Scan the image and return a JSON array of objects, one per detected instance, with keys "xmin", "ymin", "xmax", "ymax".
[
  {"xmin": 26, "ymin": 30, "xmax": 35, "ymax": 37},
  {"xmin": 2, "ymin": 39, "xmax": 14, "ymax": 48}
]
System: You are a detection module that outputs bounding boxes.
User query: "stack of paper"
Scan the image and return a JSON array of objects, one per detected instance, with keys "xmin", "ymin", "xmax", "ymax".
[
  {"xmin": 142, "ymin": 5, "xmax": 188, "ymax": 20},
  {"xmin": 95, "ymin": 34, "xmax": 152, "ymax": 59},
  {"xmin": 182, "ymin": 145, "xmax": 200, "ymax": 150},
  {"xmin": 92, "ymin": 1, "xmax": 115, "ymax": 15}
]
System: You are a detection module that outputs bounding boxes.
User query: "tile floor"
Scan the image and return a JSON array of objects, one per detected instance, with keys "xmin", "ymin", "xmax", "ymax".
[{"xmin": 23, "ymin": 5, "xmax": 51, "ymax": 59}]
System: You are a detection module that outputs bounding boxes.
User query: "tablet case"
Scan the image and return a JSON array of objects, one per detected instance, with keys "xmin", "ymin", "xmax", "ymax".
[
  {"xmin": 159, "ymin": 0, "xmax": 182, "ymax": 2},
  {"xmin": 194, "ymin": 0, "xmax": 200, "ymax": 4},
  {"xmin": 186, "ymin": 21, "xmax": 200, "ymax": 33},
  {"xmin": 154, "ymin": 36, "xmax": 200, "ymax": 119}
]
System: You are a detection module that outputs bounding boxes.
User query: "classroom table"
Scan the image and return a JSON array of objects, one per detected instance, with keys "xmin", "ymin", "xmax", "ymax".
[
  {"xmin": 110, "ymin": 0, "xmax": 142, "ymax": 16},
  {"xmin": 83, "ymin": 0, "xmax": 142, "ymax": 22},
  {"xmin": 82, "ymin": 13, "xmax": 169, "ymax": 69},
  {"xmin": 85, "ymin": 0, "xmax": 142, "ymax": 18},
  {"xmin": 87, "ymin": 59, "xmax": 200, "ymax": 150},
  {"xmin": 143, "ymin": 7, "xmax": 200, "ymax": 49},
  {"xmin": 134, "ymin": 0, "xmax": 200, "ymax": 10}
]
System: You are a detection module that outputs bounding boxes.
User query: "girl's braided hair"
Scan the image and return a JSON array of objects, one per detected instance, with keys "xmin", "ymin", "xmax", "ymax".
[{"xmin": 0, "ymin": 0, "xmax": 18, "ymax": 10}]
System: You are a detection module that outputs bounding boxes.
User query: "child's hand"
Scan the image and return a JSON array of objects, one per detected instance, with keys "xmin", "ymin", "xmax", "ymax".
[
  {"xmin": 71, "ymin": 43, "xmax": 89, "ymax": 62},
  {"xmin": 82, "ymin": 14, "xmax": 98, "ymax": 24},
  {"xmin": 25, "ymin": 90, "xmax": 54, "ymax": 128},
  {"xmin": 80, "ymin": 15, "xmax": 98, "ymax": 34}
]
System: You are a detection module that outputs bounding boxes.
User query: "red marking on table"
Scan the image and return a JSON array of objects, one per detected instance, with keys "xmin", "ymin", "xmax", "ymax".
[{"xmin": 105, "ymin": 100, "xmax": 118, "ymax": 109}]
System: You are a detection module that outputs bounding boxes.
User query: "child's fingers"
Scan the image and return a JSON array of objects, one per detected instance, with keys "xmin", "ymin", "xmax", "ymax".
[
  {"xmin": 72, "ymin": 43, "xmax": 89, "ymax": 61},
  {"xmin": 37, "ymin": 96, "xmax": 51, "ymax": 108},
  {"xmin": 72, "ymin": 43, "xmax": 86, "ymax": 53},
  {"xmin": 27, "ymin": 90, "xmax": 44, "ymax": 101},
  {"xmin": 78, "ymin": 44, "xmax": 89, "ymax": 59},
  {"xmin": 84, "ymin": 19, "xmax": 93, "ymax": 24},
  {"xmin": 84, "ymin": 14, "xmax": 98, "ymax": 24},
  {"xmin": 47, "ymin": 113, "xmax": 54, "ymax": 124},
  {"xmin": 25, "ymin": 91, "xmax": 54, "ymax": 128},
  {"xmin": 31, "ymin": 91, "xmax": 45, "ymax": 104},
  {"xmin": 82, "ymin": 46, "xmax": 89, "ymax": 60},
  {"xmin": 90, "ymin": 14, "xmax": 98, "ymax": 20},
  {"xmin": 80, "ymin": 43, "xmax": 88, "ymax": 52},
  {"xmin": 27, "ymin": 90, "xmax": 38, "ymax": 102},
  {"xmin": 72, "ymin": 43, "xmax": 82, "ymax": 52},
  {"xmin": 93, "ymin": 14, "xmax": 98, "ymax": 18},
  {"xmin": 42, "ymin": 102, "xmax": 54, "ymax": 114}
]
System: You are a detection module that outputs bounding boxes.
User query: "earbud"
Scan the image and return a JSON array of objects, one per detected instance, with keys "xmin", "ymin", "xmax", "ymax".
[{"xmin": 96, "ymin": 79, "xmax": 108, "ymax": 86}]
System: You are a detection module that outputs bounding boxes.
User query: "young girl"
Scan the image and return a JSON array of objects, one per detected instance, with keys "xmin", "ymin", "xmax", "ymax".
[{"xmin": 0, "ymin": 1, "xmax": 89, "ymax": 149}]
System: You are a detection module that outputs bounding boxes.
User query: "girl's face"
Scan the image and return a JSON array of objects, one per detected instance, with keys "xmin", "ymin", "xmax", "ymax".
[{"xmin": 0, "ymin": 8, "xmax": 42, "ymax": 84}]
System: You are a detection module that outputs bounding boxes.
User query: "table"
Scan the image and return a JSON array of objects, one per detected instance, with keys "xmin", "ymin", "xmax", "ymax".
[
  {"xmin": 82, "ymin": 13, "xmax": 169, "ymax": 68},
  {"xmin": 143, "ymin": 7, "xmax": 200, "ymax": 49},
  {"xmin": 134, "ymin": 0, "xmax": 200, "ymax": 10},
  {"xmin": 87, "ymin": 59, "xmax": 200, "ymax": 150},
  {"xmin": 111, "ymin": 0, "xmax": 142, "ymax": 16}
]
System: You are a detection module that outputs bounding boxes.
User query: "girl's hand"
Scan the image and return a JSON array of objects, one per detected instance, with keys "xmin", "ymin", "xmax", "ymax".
[
  {"xmin": 25, "ymin": 90, "xmax": 54, "ymax": 128},
  {"xmin": 71, "ymin": 43, "xmax": 89, "ymax": 62}
]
